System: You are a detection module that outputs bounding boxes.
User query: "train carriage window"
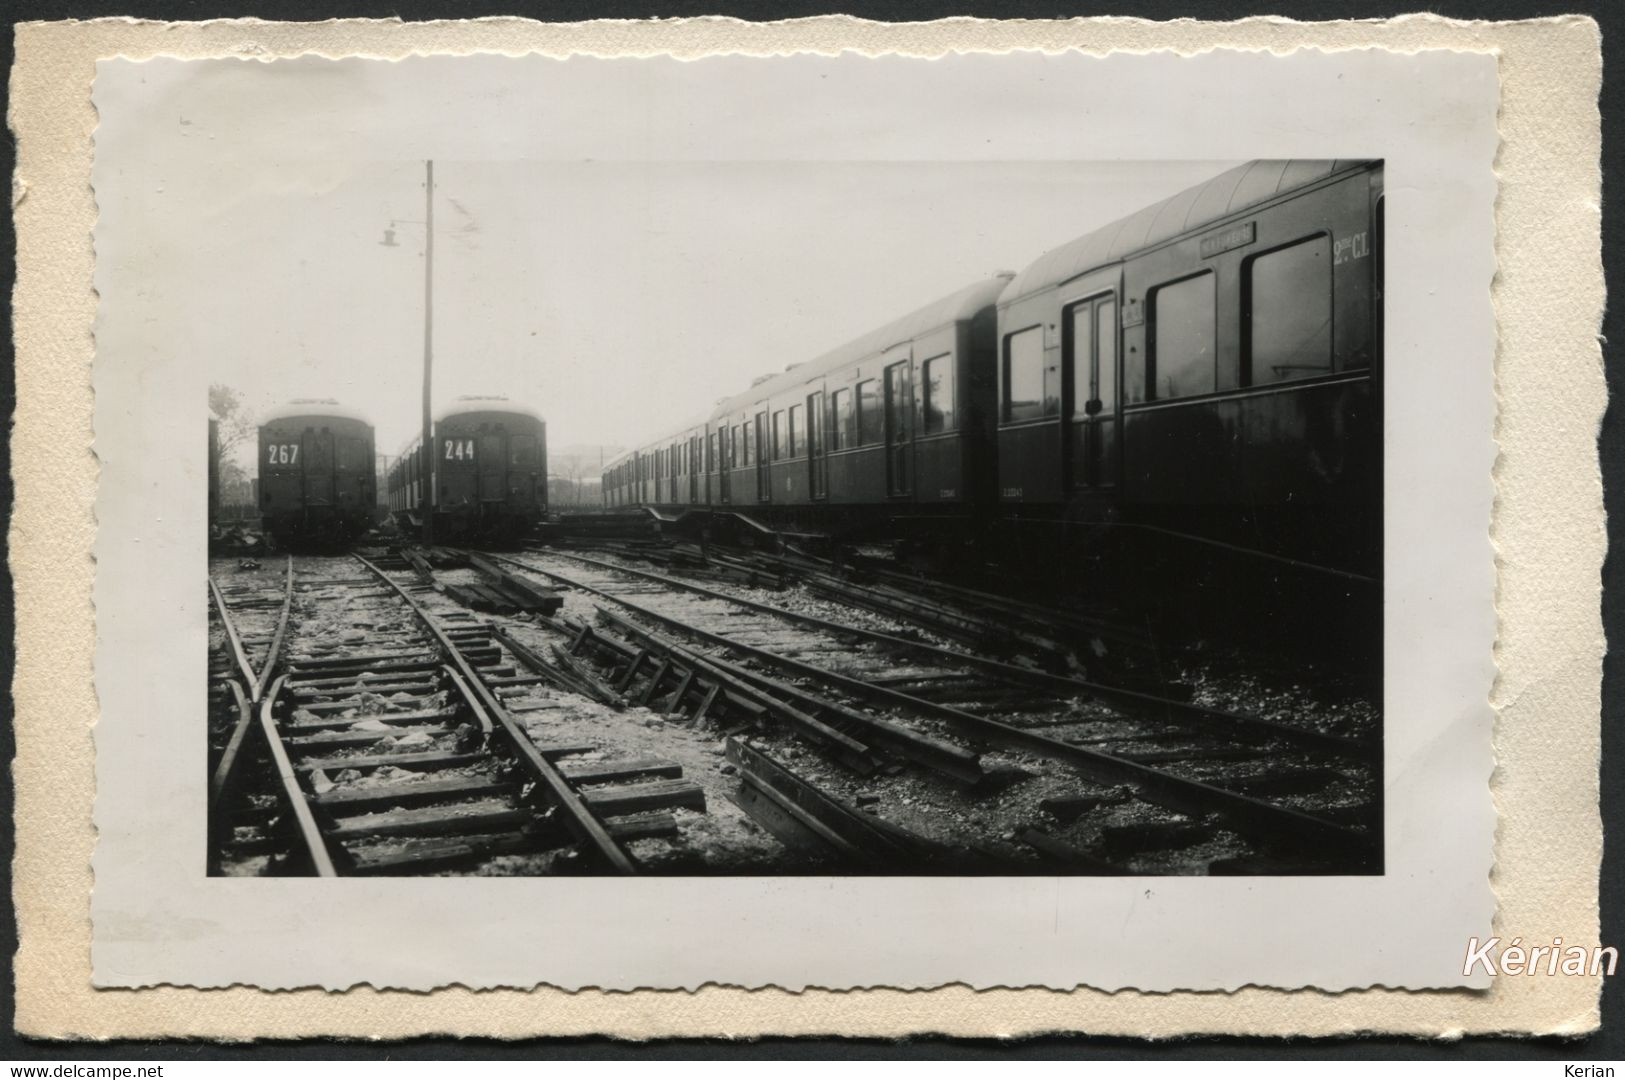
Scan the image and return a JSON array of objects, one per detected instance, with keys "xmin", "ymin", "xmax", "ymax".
[
  {"xmin": 304, "ymin": 430, "xmax": 334, "ymax": 468},
  {"xmin": 788, "ymin": 404, "xmax": 802, "ymax": 457},
  {"xmin": 857, "ymin": 380, "xmax": 882, "ymax": 445},
  {"xmin": 1246, "ymin": 235, "xmax": 1332, "ymax": 385},
  {"xmin": 1149, "ymin": 272, "xmax": 1216, "ymax": 399},
  {"xmin": 831, "ymin": 388, "xmax": 854, "ymax": 450},
  {"xmin": 510, "ymin": 435, "xmax": 536, "ymax": 467},
  {"xmin": 1003, "ymin": 327, "xmax": 1046, "ymax": 422},
  {"xmin": 1098, "ymin": 298, "xmax": 1118, "ymax": 406},
  {"xmin": 1069, "ymin": 306, "xmax": 1094, "ymax": 414},
  {"xmin": 336, "ymin": 437, "xmax": 364, "ymax": 471},
  {"xmin": 921, "ymin": 354, "xmax": 954, "ymax": 434},
  {"xmin": 772, "ymin": 411, "xmax": 786, "ymax": 461},
  {"xmin": 1068, "ymin": 296, "xmax": 1117, "ymax": 413},
  {"xmin": 742, "ymin": 420, "xmax": 754, "ymax": 466}
]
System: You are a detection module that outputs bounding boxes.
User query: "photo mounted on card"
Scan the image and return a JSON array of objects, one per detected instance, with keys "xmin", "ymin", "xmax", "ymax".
[{"xmin": 90, "ymin": 46, "xmax": 1496, "ymax": 992}]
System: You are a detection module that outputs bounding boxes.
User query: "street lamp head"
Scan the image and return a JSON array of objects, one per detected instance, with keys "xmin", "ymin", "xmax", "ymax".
[{"xmin": 379, "ymin": 228, "xmax": 399, "ymax": 247}]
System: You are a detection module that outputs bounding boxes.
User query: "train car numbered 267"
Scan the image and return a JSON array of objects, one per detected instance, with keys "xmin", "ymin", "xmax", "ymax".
[
  {"xmin": 257, "ymin": 399, "xmax": 377, "ymax": 548},
  {"xmin": 387, "ymin": 396, "xmax": 548, "ymax": 542}
]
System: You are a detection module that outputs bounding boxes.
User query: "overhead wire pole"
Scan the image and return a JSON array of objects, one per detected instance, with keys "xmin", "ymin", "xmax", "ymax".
[{"xmin": 421, "ymin": 159, "xmax": 435, "ymax": 547}]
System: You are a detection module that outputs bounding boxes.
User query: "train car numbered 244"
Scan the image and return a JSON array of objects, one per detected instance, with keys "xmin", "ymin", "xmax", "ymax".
[{"xmin": 387, "ymin": 396, "xmax": 548, "ymax": 542}]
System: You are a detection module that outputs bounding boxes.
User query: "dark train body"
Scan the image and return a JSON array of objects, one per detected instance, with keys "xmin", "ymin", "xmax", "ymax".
[
  {"xmin": 603, "ymin": 277, "xmax": 1004, "ymax": 539},
  {"xmin": 387, "ymin": 397, "xmax": 548, "ymax": 543},
  {"xmin": 604, "ymin": 160, "xmax": 1383, "ymax": 598},
  {"xmin": 257, "ymin": 400, "xmax": 377, "ymax": 548}
]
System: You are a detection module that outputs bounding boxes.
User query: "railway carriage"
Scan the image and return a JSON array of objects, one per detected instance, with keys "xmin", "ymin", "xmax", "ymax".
[
  {"xmin": 387, "ymin": 396, "xmax": 548, "ymax": 542},
  {"xmin": 733, "ymin": 277, "xmax": 1006, "ymax": 537},
  {"xmin": 604, "ymin": 160, "xmax": 1382, "ymax": 601},
  {"xmin": 603, "ymin": 278, "xmax": 1008, "ymax": 541},
  {"xmin": 994, "ymin": 158, "xmax": 1383, "ymax": 583},
  {"xmin": 257, "ymin": 400, "xmax": 377, "ymax": 548}
]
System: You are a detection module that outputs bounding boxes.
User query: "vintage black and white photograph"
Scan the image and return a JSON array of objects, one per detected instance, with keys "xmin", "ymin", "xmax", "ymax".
[
  {"xmin": 203, "ymin": 153, "xmax": 1385, "ymax": 879},
  {"xmin": 87, "ymin": 45, "xmax": 1497, "ymax": 992}
]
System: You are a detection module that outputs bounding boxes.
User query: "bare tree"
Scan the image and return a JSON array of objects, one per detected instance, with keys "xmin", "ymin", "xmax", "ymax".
[
  {"xmin": 209, "ymin": 383, "xmax": 256, "ymax": 457},
  {"xmin": 210, "ymin": 384, "xmax": 258, "ymax": 511}
]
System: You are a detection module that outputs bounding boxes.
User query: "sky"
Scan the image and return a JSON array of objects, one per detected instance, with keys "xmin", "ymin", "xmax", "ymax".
[{"xmin": 91, "ymin": 53, "xmax": 1247, "ymax": 469}]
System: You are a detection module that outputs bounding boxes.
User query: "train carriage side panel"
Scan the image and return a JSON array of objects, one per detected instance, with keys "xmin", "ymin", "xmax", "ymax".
[
  {"xmin": 825, "ymin": 360, "xmax": 888, "ymax": 506},
  {"xmin": 995, "ymin": 291, "xmax": 1067, "ymax": 507},
  {"xmin": 1118, "ymin": 165, "xmax": 1380, "ymax": 573},
  {"xmin": 763, "ymin": 375, "xmax": 824, "ymax": 506},
  {"xmin": 994, "ymin": 158, "xmax": 1381, "ymax": 577},
  {"xmin": 911, "ymin": 320, "xmax": 971, "ymax": 507}
]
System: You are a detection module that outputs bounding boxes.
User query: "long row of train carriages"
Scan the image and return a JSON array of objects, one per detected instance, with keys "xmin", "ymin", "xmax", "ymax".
[
  {"xmin": 208, "ymin": 160, "xmax": 1382, "ymax": 643},
  {"xmin": 602, "ymin": 159, "xmax": 1384, "ymax": 642},
  {"xmin": 208, "ymin": 396, "xmax": 550, "ymax": 550}
]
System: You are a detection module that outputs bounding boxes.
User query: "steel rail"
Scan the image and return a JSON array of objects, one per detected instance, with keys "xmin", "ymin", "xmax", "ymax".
[
  {"xmin": 257, "ymin": 675, "xmax": 339, "ymax": 877},
  {"xmin": 441, "ymin": 665, "xmax": 495, "ymax": 736},
  {"xmin": 506, "ymin": 548, "xmax": 1369, "ymax": 761},
  {"xmin": 255, "ymin": 557, "xmax": 296, "ymax": 700},
  {"xmin": 207, "ymin": 577, "xmax": 257, "ymax": 692},
  {"xmin": 207, "ymin": 556, "xmax": 295, "ymax": 701},
  {"xmin": 207, "ymin": 558, "xmax": 295, "ymax": 814},
  {"xmin": 351, "ymin": 553, "xmax": 637, "ymax": 874},
  {"xmin": 595, "ymin": 606, "xmax": 982, "ymax": 785},
  {"xmin": 774, "ymin": 544, "xmax": 1141, "ymax": 641},
  {"xmin": 495, "ymin": 553, "xmax": 1373, "ymax": 861},
  {"xmin": 209, "ymin": 679, "xmax": 255, "ymax": 809}
]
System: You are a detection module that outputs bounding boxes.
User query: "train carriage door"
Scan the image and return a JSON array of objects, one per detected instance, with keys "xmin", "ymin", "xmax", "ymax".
[
  {"xmin": 883, "ymin": 357, "xmax": 913, "ymax": 497},
  {"xmin": 689, "ymin": 435, "xmax": 700, "ymax": 503},
  {"xmin": 302, "ymin": 427, "xmax": 335, "ymax": 505},
  {"xmin": 479, "ymin": 430, "xmax": 506, "ymax": 503},
  {"xmin": 705, "ymin": 432, "xmax": 717, "ymax": 506},
  {"xmin": 807, "ymin": 391, "xmax": 827, "ymax": 499},
  {"xmin": 718, "ymin": 429, "xmax": 732, "ymax": 504},
  {"xmin": 509, "ymin": 434, "xmax": 538, "ymax": 506},
  {"xmin": 754, "ymin": 410, "xmax": 770, "ymax": 502},
  {"xmin": 1064, "ymin": 285, "xmax": 1120, "ymax": 493}
]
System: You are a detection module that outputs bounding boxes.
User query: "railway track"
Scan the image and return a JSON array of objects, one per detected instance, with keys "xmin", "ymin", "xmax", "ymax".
[
  {"xmin": 465, "ymin": 545, "xmax": 1381, "ymax": 874},
  {"xmin": 570, "ymin": 534, "xmax": 1165, "ymax": 683},
  {"xmin": 207, "ymin": 553, "xmax": 713, "ymax": 876}
]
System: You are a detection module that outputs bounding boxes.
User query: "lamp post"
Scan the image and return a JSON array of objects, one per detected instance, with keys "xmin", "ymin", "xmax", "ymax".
[
  {"xmin": 381, "ymin": 160, "xmax": 436, "ymax": 547},
  {"xmin": 420, "ymin": 160, "xmax": 434, "ymax": 547}
]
